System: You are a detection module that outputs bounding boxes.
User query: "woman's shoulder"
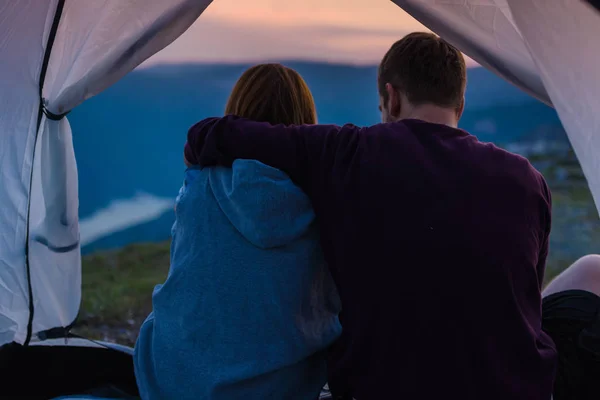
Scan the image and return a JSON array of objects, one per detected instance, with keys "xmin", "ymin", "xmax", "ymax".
[{"xmin": 231, "ymin": 159, "xmax": 289, "ymax": 179}]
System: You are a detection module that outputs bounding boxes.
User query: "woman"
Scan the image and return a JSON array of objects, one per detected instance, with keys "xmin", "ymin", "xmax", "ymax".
[{"xmin": 134, "ymin": 64, "xmax": 341, "ymax": 400}]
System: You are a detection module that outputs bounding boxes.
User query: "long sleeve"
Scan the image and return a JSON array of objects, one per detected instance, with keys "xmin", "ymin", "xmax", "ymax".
[{"xmin": 185, "ymin": 115, "xmax": 362, "ymax": 197}]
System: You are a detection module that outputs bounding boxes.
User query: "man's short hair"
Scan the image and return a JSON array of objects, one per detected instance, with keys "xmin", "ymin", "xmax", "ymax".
[{"xmin": 378, "ymin": 32, "xmax": 467, "ymax": 110}]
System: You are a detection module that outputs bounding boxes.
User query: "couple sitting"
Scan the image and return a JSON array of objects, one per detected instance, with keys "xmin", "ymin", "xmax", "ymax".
[{"xmin": 134, "ymin": 32, "xmax": 600, "ymax": 400}]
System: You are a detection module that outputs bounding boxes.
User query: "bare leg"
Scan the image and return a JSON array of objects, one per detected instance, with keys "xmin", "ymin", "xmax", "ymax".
[{"xmin": 543, "ymin": 254, "xmax": 600, "ymax": 297}]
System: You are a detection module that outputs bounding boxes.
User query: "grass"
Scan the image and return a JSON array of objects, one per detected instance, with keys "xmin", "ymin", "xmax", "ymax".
[{"xmin": 72, "ymin": 241, "xmax": 170, "ymax": 346}]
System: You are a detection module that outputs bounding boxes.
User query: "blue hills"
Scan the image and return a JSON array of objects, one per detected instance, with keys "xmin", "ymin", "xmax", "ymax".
[{"xmin": 69, "ymin": 61, "xmax": 567, "ymax": 254}]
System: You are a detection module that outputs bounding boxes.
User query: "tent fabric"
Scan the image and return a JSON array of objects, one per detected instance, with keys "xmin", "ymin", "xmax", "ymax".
[
  {"xmin": 393, "ymin": 0, "xmax": 600, "ymax": 216},
  {"xmin": 0, "ymin": 0, "xmax": 53, "ymax": 347},
  {"xmin": 0, "ymin": 0, "xmax": 212, "ymax": 346}
]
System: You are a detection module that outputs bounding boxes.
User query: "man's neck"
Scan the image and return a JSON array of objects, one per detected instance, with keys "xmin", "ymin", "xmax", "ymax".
[{"xmin": 402, "ymin": 104, "xmax": 458, "ymax": 128}]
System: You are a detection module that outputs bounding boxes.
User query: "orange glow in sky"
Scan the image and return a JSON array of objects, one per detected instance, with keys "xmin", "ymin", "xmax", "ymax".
[{"xmin": 145, "ymin": 0, "xmax": 477, "ymax": 67}]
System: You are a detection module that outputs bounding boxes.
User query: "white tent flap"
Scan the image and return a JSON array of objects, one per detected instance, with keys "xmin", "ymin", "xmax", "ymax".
[
  {"xmin": 393, "ymin": 0, "xmax": 600, "ymax": 215},
  {"xmin": 0, "ymin": 0, "xmax": 212, "ymax": 345},
  {"xmin": 505, "ymin": 0, "xmax": 600, "ymax": 215},
  {"xmin": 44, "ymin": 0, "xmax": 213, "ymax": 115}
]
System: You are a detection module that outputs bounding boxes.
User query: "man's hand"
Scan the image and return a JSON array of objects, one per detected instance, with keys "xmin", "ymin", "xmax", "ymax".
[
  {"xmin": 183, "ymin": 143, "xmax": 193, "ymax": 167},
  {"xmin": 183, "ymin": 117, "xmax": 222, "ymax": 167}
]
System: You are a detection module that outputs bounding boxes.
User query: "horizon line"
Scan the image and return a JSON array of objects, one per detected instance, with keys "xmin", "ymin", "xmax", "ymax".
[{"xmin": 139, "ymin": 58, "xmax": 482, "ymax": 70}]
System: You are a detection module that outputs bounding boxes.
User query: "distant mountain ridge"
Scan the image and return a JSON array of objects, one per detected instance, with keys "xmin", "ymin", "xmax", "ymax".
[{"xmin": 69, "ymin": 61, "xmax": 566, "ymax": 253}]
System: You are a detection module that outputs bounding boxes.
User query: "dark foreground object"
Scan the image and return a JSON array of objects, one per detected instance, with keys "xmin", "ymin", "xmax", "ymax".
[
  {"xmin": 0, "ymin": 338, "xmax": 335, "ymax": 399},
  {"xmin": 543, "ymin": 289, "xmax": 600, "ymax": 400},
  {"xmin": 0, "ymin": 339, "xmax": 139, "ymax": 399}
]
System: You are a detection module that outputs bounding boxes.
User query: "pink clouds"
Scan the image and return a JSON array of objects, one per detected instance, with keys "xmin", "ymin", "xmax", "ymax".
[{"xmin": 144, "ymin": 0, "xmax": 477, "ymax": 67}]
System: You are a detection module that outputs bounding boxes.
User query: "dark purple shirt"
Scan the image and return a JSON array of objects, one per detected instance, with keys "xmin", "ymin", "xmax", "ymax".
[{"xmin": 185, "ymin": 116, "xmax": 557, "ymax": 400}]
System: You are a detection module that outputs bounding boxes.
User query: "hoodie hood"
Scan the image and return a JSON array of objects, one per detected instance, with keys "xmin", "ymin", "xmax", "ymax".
[{"xmin": 207, "ymin": 159, "xmax": 315, "ymax": 249}]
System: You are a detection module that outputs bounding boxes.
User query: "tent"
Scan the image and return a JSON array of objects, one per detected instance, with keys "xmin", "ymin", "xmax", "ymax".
[
  {"xmin": 0, "ymin": 0, "xmax": 598, "ymax": 397},
  {"xmin": 0, "ymin": 0, "xmax": 213, "ymax": 347}
]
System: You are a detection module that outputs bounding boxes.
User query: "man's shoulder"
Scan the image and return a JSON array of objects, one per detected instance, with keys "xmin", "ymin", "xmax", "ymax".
[
  {"xmin": 481, "ymin": 140, "xmax": 543, "ymax": 175},
  {"xmin": 474, "ymin": 139, "xmax": 551, "ymax": 200}
]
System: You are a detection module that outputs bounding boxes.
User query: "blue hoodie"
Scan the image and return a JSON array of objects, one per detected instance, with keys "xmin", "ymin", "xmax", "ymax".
[{"xmin": 134, "ymin": 160, "xmax": 342, "ymax": 400}]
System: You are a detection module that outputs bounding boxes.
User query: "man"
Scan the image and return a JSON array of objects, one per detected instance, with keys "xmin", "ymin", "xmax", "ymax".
[{"xmin": 184, "ymin": 33, "xmax": 557, "ymax": 399}]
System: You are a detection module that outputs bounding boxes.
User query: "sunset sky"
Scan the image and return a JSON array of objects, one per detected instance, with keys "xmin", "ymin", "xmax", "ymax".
[{"xmin": 145, "ymin": 0, "xmax": 476, "ymax": 67}]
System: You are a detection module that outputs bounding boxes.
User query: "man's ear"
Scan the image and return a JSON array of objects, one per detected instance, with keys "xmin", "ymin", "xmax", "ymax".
[
  {"xmin": 456, "ymin": 96, "xmax": 465, "ymax": 120},
  {"xmin": 385, "ymin": 83, "xmax": 401, "ymax": 118}
]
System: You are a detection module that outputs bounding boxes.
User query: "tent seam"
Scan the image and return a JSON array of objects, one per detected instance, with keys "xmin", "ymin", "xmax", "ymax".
[{"xmin": 24, "ymin": 0, "xmax": 66, "ymax": 346}]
